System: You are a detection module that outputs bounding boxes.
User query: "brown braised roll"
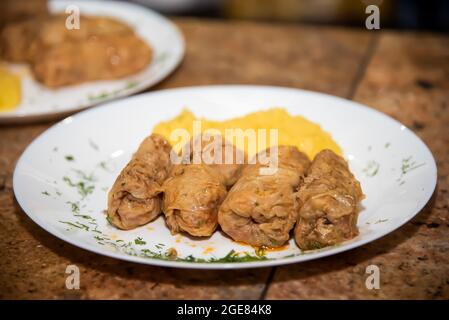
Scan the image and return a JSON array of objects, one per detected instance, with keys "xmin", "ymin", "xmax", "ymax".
[
  {"xmin": 162, "ymin": 164, "xmax": 227, "ymax": 237},
  {"xmin": 218, "ymin": 146, "xmax": 311, "ymax": 247},
  {"xmin": 32, "ymin": 32, "xmax": 152, "ymax": 88},
  {"xmin": 1, "ymin": 15, "xmax": 133, "ymax": 63},
  {"xmin": 187, "ymin": 134, "xmax": 246, "ymax": 187},
  {"xmin": 0, "ymin": 17, "xmax": 44, "ymax": 62},
  {"xmin": 294, "ymin": 149, "xmax": 364, "ymax": 250},
  {"xmin": 107, "ymin": 134, "xmax": 172, "ymax": 230},
  {"xmin": 162, "ymin": 134, "xmax": 242, "ymax": 237},
  {"xmin": 0, "ymin": 0, "xmax": 48, "ymax": 30},
  {"xmin": 1, "ymin": 14, "xmax": 151, "ymax": 88}
]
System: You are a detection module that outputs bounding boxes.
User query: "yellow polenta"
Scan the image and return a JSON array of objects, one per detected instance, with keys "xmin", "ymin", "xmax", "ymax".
[
  {"xmin": 152, "ymin": 108, "xmax": 341, "ymax": 159},
  {"xmin": 0, "ymin": 67, "xmax": 21, "ymax": 111}
]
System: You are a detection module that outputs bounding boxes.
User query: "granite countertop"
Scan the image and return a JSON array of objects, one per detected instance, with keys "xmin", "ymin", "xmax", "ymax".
[{"xmin": 0, "ymin": 18, "xmax": 448, "ymax": 299}]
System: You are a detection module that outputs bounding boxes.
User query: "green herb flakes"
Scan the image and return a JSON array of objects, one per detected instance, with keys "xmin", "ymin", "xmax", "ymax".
[
  {"xmin": 134, "ymin": 237, "xmax": 146, "ymax": 245},
  {"xmin": 363, "ymin": 160, "xmax": 380, "ymax": 177}
]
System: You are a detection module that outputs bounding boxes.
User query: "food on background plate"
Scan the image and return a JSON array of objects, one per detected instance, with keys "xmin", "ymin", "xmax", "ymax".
[
  {"xmin": 33, "ymin": 32, "xmax": 152, "ymax": 88},
  {"xmin": 218, "ymin": 146, "xmax": 310, "ymax": 247},
  {"xmin": 1, "ymin": 15, "xmax": 134, "ymax": 64},
  {"xmin": 1, "ymin": 18, "xmax": 42, "ymax": 63},
  {"xmin": 0, "ymin": 7, "xmax": 152, "ymax": 88},
  {"xmin": 294, "ymin": 149, "xmax": 364, "ymax": 250},
  {"xmin": 0, "ymin": 67, "xmax": 21, "ymax": 111},
  {"xmin": 107, "ymin": 134, "xmax": 172, "ymax": 230},
  {"xmin": 0, "ymin": 0, "xmax": 48, "ymax": 29}
]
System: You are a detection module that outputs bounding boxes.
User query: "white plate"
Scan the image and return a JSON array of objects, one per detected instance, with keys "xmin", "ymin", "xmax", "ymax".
[
  {"xmin": 13, "ymin": 85, "xmax": 437, "ymax": 269},
  {"xmin": 0, "ymin": 0, "xmax": 184, "ymax": 124}
]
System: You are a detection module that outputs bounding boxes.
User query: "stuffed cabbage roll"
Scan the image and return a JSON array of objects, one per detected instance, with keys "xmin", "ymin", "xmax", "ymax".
[
  {"xmin": 218, "ymin": 146, "xmax": 310, "ymax": 247},
  {"xmin": 0, "ymin": 0, "xmax": 48, "ymax": 29},
  {"xmin": 162, "ymin": 164, "xmax": 227, "ymax": 237},
  {"xmin": 107, "ymin": 134, "xmax": 172, "ymax": 230},
  {"xmin": 294, "ymin": 149, "xmax": 364, "ymax": 250},
  {"xmin": 1, "ymin": 15, "xmax": 133, "ymax": 63},
  {"xmin": 186, "ymin": 134, "xmax": 246, "ymax": 187},
  {"xmin": 32, "ymin": 32, "xmax": 152, "ymax": 88},
  {"xmin": 0, "ymin": 17, "xmax": 43, "ymax": 62},
  {"xmin": 1, "ymin": 14, "xmax": 151, "ymax": 87}
]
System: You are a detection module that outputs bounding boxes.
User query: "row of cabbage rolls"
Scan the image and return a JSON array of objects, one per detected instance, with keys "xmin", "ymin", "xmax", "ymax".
[{"xmin": 107, "ymin": 133, "xmax": 364, "ymax": 250}]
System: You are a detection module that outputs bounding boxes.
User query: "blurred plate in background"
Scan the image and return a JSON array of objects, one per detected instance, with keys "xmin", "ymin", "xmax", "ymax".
[{"xmin": 0, "ymin": 0, "xmax": 184, "ymax": 124}]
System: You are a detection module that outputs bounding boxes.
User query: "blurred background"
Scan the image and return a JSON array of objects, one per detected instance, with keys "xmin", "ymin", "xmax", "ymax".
[{"xmin": 123, "ymin": 0, "xmax": 449, "ymax": 32}]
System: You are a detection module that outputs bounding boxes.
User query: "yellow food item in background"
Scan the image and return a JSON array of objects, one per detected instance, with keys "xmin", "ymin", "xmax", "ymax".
[
  {"xmin": 0, "ymin": 68, "xmax": 21, "ymax": 111},
  {"xmin": 153, "ymin": 108, "xmax": 342, "ymax": 159}
]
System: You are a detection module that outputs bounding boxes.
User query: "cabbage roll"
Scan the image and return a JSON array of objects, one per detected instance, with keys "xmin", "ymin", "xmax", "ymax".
[
  {"xmin": 0, "ymin": 0, "xmax": 48, "ymax": 29},
  {"xmin": 162, "ymin": 164, "xmax": 227, "ymax": 237},
  {"xmin": 1, "ymin": 14, "xmax": 151, "ymax": 87},
  {"xmin": 107, "ymin": 134, "xmax": 172, "ymax": 230},
  {"xmin": 218, "ymin": 146, "xmax": 310, "ymax": 247},
  {"xmin": 32, "ymin": 33, "xmax": 152, "ymax": 88},
  {"xmin": 1, "ymin": 15, "xmax": 133, "ymax": 63},
  {"xmin": 294, "ymin": 149, "xmax": 364, "ymax": 250},
  {"xmin": 186, "ymin": 134, "xmax": 246, "ymax": 187}
]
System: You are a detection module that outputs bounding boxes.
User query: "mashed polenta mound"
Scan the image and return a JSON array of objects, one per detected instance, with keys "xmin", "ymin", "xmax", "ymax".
[{"xmin": 152, "ymin": 108, "xmax": 342, "ymax": 159}]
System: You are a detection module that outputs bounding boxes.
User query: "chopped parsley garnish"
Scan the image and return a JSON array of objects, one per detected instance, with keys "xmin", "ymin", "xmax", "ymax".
[
  {"xmin": 74, "ymin": 214, "xmax": 94, "ymax": 220},
  {"xmin": 106, "ymin": 216, "xmax": 114, "ymax": 225},
  {"xmin": 67, "ymin": 201, "xmax": 80, "ymax": 214},
  {"xmin": 134, "ymin": 237, "xmax": 146, "ymax": 245},
  {"xmin": 91, "ymin": 226, "xmax": 102, "ymax": 234},
  {"xmin": 65, "ymin": 155, "xmax": 75, "ymax": 161},
  {"xmin": 125, "ymin": 82, "xmax": 139, "ymax": 90},
  {"xmin": 63, "ymin": 176, "xmax": 95, "ymax": 198},
  {"xmin": 209, "ymin": 250, "xmax": 268, "ymax": 263},
  {"xmin": 363, "ymin": 160, "xmax": 380, "ymax": 177},
  {"xmin": 98, "ymin": 161, "xmax": 113, "ymax": 172},
  {"xmin": 72, "ymin": 169, "xmax": 96, "ymax": 182},
  {"xmin": 59, "ymin": 221, "xmax": 89, "ymax": 231},
  {"xmin": 397, "ymin": 156, "xmax": 425, "ymax": 185},
  {"xmin": 88, "ymin": 92, "xmax": 110, "ymax": 101},
  {"xmin": 138, "ymin": 248, "xmax": 268, "ymax": 263},
  {"xmin": 401, "ymin": 156, "xmax": 425, "ymax": 175}
]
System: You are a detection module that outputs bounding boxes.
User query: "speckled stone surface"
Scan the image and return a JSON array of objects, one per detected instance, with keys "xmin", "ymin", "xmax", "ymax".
[
  {"xmin": 0, "ymin": 19, "xmax": 447, "ymax": 299},
  {"xmin": 265, "ymin": 32, "xmax": 449, "ymax": 299}
]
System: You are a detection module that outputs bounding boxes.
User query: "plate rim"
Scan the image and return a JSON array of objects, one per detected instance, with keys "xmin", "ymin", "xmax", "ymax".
[
  {"xmin": 12, "ymin": 84, "xmax": 438, "ymax": 269},
  {"xmin": 0, "ymin": 0, "xmax": 185, "ymax": 124}
]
